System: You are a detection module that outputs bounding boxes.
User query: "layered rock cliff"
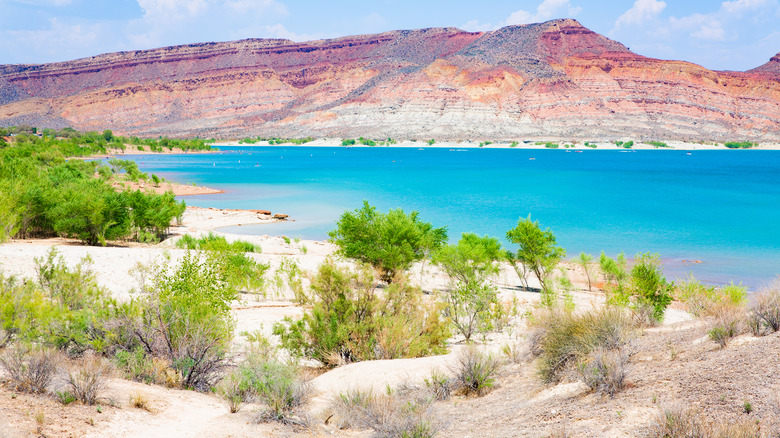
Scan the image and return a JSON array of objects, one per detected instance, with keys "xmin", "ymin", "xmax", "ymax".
[{"xmin": 1, "ymin": 19, "xmax": 778, "ymax": 140}]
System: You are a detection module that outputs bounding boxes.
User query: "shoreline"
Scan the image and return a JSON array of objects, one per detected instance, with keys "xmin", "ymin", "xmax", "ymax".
[{"xmin": 212, "ymin": 138, "xmax": 780, "ymax": 150}]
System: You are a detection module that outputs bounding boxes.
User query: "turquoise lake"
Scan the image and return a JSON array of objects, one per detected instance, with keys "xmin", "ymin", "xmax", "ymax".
[{"xmin": 124, "ymin": 146, "xmax": 780, "ymax": 289}]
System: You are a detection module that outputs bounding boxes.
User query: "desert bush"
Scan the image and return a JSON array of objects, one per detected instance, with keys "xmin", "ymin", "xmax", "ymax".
[
  {"xmin": 329, "ymin": 201, "xmax": 447, "ymax": 283},
  {"xmin": 328, "ymin": 388, "xmax": 438, "ymax": 437},
  {"xmin": 274, "ymin": 259, "xmax": 449, "ymax": 366},
  {"xmin": 129, "ymin": 391, "xmax": 151, "ymax": 410},
  {"xmin": 217, "ymin": 371, "xmax": 246, "ymax": 413},
  {"xmin": 434, "ymin": 233, "xmax": 503, "ymax": 341},
  {"xmin": 707, "ymin": 307, "xmax": 742, "ymax": 348},
  {"xmin": 0, "ymin": 344, "xmax": 60, "ymax": 393},
  {"xmin": 577, "ymin": 347, "xmax": 629, "ymax": 396},
  {"xmin": 651, "ymin": 404, "xmax": 706, "ymax": 438},
  {"xmin": 424, "ymin": 369, "xmax": 452, "ymax": 401},
  {"xmin": 506, "ymin": 216, "xmax": 565, "ymax": 293},
  {"xmin": 749, "ymin": 279, "xmax": 780, "ymax": 336},
  {"xmin": 575, "ymin": 252, "xmax": 595, "ymax": 292},
  {"xmin": 599, "ymin": 251, "xmax": 628, "ymax": 292},
  {"xmin": 66, "ymin": 354, "xmax": 112, "ymax": 405},
  {"xmin": 627, "ymin": 253, "xmax": 673, "ymax": 323},
  {"xmin": 676, "ymin": 275, "xmax": 747, "ymax": 318},
  {"xmin": 452, "ymin": 346, "xmax": 500, "ymax": 397},
  {"xmin": 176, "ymin": 233, "xmax": 261, "ymax": 253},
  {"xmin": 127, "ymin": 251, "xmax": 236, "ymax": 390},
  {"xmin": 530, "ymin": 307, "xmax": 633, "ymax": 383}
]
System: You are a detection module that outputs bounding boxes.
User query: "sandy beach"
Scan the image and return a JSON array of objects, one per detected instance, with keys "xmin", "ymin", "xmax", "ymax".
[{"xmin": 3, "ymin": 205, "xmax": 778, "ymax": 438}]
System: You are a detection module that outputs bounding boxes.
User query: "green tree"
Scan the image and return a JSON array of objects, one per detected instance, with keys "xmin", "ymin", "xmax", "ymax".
[
  {"xmin": 505, "ymin": 216, "xmax": 565, "ymax": 292},
  {"xmin": 575, "ymin": 252, "xmax": 595, "ymax": 292},
  {"xmin": 433, "ymin": 233, "xmax": 503, "ymax": 341},
  {"xmin": 328, "ymin": 201, "xmax": 447, "ymax": 283}
]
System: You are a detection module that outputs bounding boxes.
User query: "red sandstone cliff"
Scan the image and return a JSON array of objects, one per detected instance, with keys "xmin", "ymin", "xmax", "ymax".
[{"xmin": 1, "ymin": 19, "xmax": 778, "ymax": 140}]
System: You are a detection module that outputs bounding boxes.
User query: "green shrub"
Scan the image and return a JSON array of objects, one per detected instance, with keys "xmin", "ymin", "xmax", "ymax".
[
  {"xmin": 341, "ymin": 139, "xmax": 356, "ymax": 146},
  {"xmin": 675, "ymin": 275, "xmax": 747, "ymax": 318},
  {"xmin": 329, "ymin": 201, "xmax": 447, "ymax": 283},
  {"xmin": 273, "ymin": 259, "xmax": 449, "ymax": 366},
  {"xmin": 433, "ymin": 233, "xmax": 503, "ymax": 341},
  {"xmin": 648, "ymin": 141, "xmax": 669, "ymax": 148},
  {"xmin": 129, "ymin": 251, "xmax": 236, "ymax": 390},
  {"xmin": 506, "ymin": 216, "xmax": 565, "ymax": 293},
  {"xmin": 724, "ymin": 141, "xmax": 756, "ymax": 149},
  {"xmin": 628, "ymin": 253, "xmax": 673, "ymax": 323}
]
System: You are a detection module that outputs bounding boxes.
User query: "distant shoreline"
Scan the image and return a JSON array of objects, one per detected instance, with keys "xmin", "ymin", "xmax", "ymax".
[{"xmin": 211, "ymin": 138, "xmax": 780, "ymax": 150}]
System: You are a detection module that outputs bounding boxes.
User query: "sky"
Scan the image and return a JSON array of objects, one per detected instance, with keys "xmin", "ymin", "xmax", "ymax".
[{"xmin": 1, "ymin": 0, "xmax": 779, "ymax": 71}]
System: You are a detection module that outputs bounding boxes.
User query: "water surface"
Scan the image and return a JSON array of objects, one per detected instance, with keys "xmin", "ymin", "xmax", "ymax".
[{"xmin": 125, "ymin": 147, "xmax": 780, "ymax": 288}]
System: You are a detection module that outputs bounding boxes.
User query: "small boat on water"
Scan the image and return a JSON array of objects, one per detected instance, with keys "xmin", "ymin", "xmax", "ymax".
[{"xmin": 529, "ymin": 157, "xmax": 536, "ymax": 161}]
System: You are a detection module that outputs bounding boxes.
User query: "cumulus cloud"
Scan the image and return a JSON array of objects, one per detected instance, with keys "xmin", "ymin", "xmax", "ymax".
[
  {"xmin": 613, "ymin": 0, "xmax": 666, "ymax": 30},
  {"xmin": 503, "ymin": 0, "xmax": 581, "ymax": 26},
  {"xmin": 127, "ymin": 0, "xmax": 290, "ymax": 49},
  {"xmin": 722, "ymin": 0, "xmax": 770, "ymax": 13}
]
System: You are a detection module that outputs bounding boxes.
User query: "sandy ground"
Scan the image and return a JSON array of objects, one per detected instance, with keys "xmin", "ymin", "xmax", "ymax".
[{"xmin": 3, "ymin": 207, "xmax": 774, "ymax": 438}]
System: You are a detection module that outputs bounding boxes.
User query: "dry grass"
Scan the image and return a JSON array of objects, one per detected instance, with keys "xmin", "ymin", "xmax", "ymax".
[
  {"xmin": 326, "ymin": 388, "xmax": 439, "ymax": 437},
  {"xmin": 529, "ymin": 306, "xmax": 634, "ymax": 383},
  {"xmin": 749, "ymin": 279, "xmax": 780, "ymax": 336},
  {"xmin": 129, "ymin": 391, "xmax": 151, "ymax": 411},
  {"xmin": 577, "ymin": 347, "xmax": 629, "ymax": 397},
  {"xmin": 0, "ymin": 344, "xmax": 60, "ymax": 394},
  {"xmin": 66, "ymin": 354, "xmax": 112, "ymax": 405},
  {"xmin": 451, "ymin": 346, "xmax": 500, "ymax": 397}
]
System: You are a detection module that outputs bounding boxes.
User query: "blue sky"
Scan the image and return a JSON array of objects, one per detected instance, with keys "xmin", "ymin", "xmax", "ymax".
[{"xmin": 1, "ymin": 0, "xmax": 778, "ymax": 71}]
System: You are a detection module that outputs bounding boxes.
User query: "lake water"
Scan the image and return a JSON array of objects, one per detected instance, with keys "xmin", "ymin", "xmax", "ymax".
[{"xmin": 125, "ymin": 146, "xmax": 780, "ymax": 289}]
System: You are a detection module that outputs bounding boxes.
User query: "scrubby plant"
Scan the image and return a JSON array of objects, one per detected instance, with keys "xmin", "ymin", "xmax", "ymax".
[
  {"xmin": 423, "ymin": 369, "xmax": 452, "ymax": 401},
  {"xmin": 675, "ymin": 275, "xmax": 747, "ymax": 318},
  {"xmin": 707, "ymin": 307, "xmax": 742, "ymax": 348},
  {"xmin": 452, "ymin": 346, "xmax": 500, "ymax": 396},
  {"xmin": 327, "ymin": 388, "xmax": 439, "ymax": 437},
  {"xmin": 651, "ymin": 404, "xmax": 705, "ymax": 438},
  {"xmin": 273, "ymin": 259, "xmax": 449, "ymax": 366},
  {"xmin": 578, "ymin": 347, "xmax": 629, "ymax": 396},
  {"xmin": 0, "ymin": 343, "xmax": 60, "ymax": 393},
  {"xmin": 748, "ymin": 278, "xmax": 780, "ymax": 336},
  {"xmin": 433, "ymin": 233, "xmax": 503, "ymax": 341},
  {"xmin": 506, "ymin": 216, "xmax": 565, "ymax": 293},
  {"xmin": 529, "ymin": 307, "xmax": 634, "ymax": 383},
  {"xmin": 329, "ymin": 201, "xmax": 447, "ymax": 283},
  {"xmin": 126, "ymin": 251, "xmax": 236, "ymax": 390},
  {"xmin": 66, "ymin": 354, "xmax": 112, "ymax": 405},
  {"xmin": 575, "ymin": 252, "xmax": 595, "ymax": 292}
]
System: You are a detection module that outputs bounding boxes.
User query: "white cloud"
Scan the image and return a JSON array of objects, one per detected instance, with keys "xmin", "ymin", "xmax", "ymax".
[
  {"xmin": 613, "ymin": 0, "xmax": 666, "ymax": 30},
  {"xmin": 670, "ymin": 13, "xmax": 726, "ymax": 41},
  {"xmin": 722, "ymin": 0, "xmax": 770, "ymax": 13},
  {"xmin": 127, "ymin": 0, "xmax": 290, "ymax": 49},
  {"xmin": 503, "ymin": 0, "xmax": 581, "ymax": 26}
]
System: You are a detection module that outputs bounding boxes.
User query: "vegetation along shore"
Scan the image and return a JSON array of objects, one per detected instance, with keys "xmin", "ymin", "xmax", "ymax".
[{"xmin": 0, "ymin": 126, "xmax": 778, "ymax": 437}]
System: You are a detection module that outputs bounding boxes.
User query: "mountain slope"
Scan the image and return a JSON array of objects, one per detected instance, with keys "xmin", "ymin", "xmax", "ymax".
[{"xmin": 1, "ymin": 19, "xmax": 778, "ymax": 140}]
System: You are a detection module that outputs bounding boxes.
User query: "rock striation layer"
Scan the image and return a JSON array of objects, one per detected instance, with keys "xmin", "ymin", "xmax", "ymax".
[{"xmin": 1, "ymin": 19, "xmax": 779, "ymax": 140}]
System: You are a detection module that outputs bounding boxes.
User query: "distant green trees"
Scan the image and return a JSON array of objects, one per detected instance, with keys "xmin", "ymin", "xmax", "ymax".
[
  {"xmin": 0, "ymin": 128, "xmax": 186, "ymax": 245},
  {"xmin": 329, "ymin": 201, "xmax": 447, "ymax": 283}
]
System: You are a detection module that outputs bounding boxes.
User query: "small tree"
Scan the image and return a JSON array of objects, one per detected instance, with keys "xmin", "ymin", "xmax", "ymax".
[
  {"xmin": 328, "ymin": 201, "xmax": 447, "ymax": 283},
  {"xmin": 506, "ymin": 216, "xmax": 565, "ymax": 292},
  {"xmin": 629, "ymin": 253, "xmax": 673, "ymax": 323},
  {"xmin": 433, "ymin": 233, "xmax": 503, "ymax": 341},
  {"xmin": 575, "ymin": 252, "xmax": 595, "ymax": 292}
]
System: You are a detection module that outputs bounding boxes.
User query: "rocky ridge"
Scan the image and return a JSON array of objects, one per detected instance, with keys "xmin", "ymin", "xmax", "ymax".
[{"xmin": 1, "ymin": 19, "xmax": 778, "ymax": 140}]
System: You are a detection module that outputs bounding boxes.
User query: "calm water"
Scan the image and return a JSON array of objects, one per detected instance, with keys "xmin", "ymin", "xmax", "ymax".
[{"xmin": 124, "ymin": 147, "xmax": 780, "ymax": 289}]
